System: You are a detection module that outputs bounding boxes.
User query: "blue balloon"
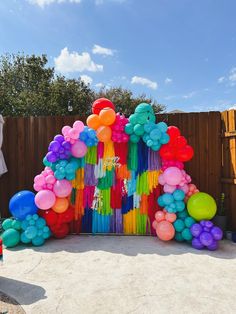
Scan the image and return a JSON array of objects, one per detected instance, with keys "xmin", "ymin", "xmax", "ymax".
[
  {"xmin": 162, "ymin": 193, "xmax": 174, "ymax": 205},
  {"xmin": 36, "ymin": 217, "xmax": 46, "ymax": 228},
  {"xmin": 157, "ymin": 196, "xmax": 165, "ymax": 207},
  {"xmin": 79, "ymin": 132, "xmax": 88, "ymax": 141},
  {"xmin": 25, "ymin": 226, "xmax": 38, "ymax": 239},
  {"xmin": 32, "ymin": 236, "xmax": 45, "ymax": 246},
  {"xmin": 160, "ymin": 133, "xmax": 170, "ymax": 144},
  {"xmin": 9, "ymin": 190, "xmax": 38, "ymax": 220},
  {"xmin": 21, "ymin": 232, "xmax": 31, "ymax": 244},
  {"xmin": 157, "ymin": 122, "xmax": 168, "ymax": 133},
  {"xmin": 150, "ymin": 129, "xmax": 161, "ymax": 141},
  {"xmin": 173, "ymin": 189, "xmax": 185, "ymax": 201},
  {"xmin": 175, "ymin": 200, "xmax": 185, "ymax": 212}
]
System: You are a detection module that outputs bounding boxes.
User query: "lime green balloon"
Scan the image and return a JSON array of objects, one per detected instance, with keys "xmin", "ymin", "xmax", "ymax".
[
  {"xmin": 187, "ymin": 192, "xmax": 216, "ymax": 221},
  {"xmin": 182, "ymin": 228, "xmax": 192, "ymax": 241},
  {"xmin": 1, "ymin": 229, "xmax": 20, "ymax": 248},
  {"xmin": 2, "ymin": 218, "xmax": 13, "ymax": 230}
]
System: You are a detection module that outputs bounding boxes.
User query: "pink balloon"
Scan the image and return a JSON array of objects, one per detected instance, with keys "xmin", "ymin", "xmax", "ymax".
[
  {"xmin": 45, "ymin": 174, "xmax": 56, "ymax": 184},
  {"xmin": 156, "ymin": 221, "xmax": 175, "ymax": 241},
  {"xmin": 179, "ymin": 184, "xmax": 189, "ymax": 194},
  {"xmin": 73, "ymin": 120, "xmax": 84, "ymax": 132},
  {"xmin": 33, "ymin": 183, "xmax": 41, "ymax": 192},
  {"xmin": 34, "ymin": 174, "xmax": 45, "ymax": 185},
  {"xmin": 71, "ymin": 140, "xmax": 87, "ymax": 158},
  {"xmin": 165, "ymin": 212, "xmax": 177, "ymax": 223},
  {"xmin": 152, "ymin": 220, "xmax": 158, "ymax": 230},
  {"xmin": 68, "ymin": 128, "xmax": 80, "ymax": 140},
  {"xmin": 35, "ymin": 190, "xmax": 56, "ymax": 210},
  {"xmin": 158, "ymin": 174, "xmax": 166, "ymax": 185},
  {"xmin": 53, "ymin": 179, "xmax": 72, "ymax": 198},
  {"xmin": 62, "ymin": 126, "xmax": 71, "ymax": 136},
  {"xmin": 163, "ymin": 184, "xmax": 176, "ymax": 193},
  {"xmin": 163, "ymin": 167, "xmax": 182, "ymax": 185},
  {"xmin": 155, "ymin": 210, "xmax": 165, "ymax": 222}
]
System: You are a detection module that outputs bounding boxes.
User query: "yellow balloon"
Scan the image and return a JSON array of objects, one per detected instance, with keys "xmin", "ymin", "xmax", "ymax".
[{"xmin": 187, "ymin": 192, "xmax": 216, "ymax": 221}]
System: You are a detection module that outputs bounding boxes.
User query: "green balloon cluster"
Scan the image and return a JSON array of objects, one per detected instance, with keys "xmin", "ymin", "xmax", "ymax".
[
  {"xmin": 1, "ymin": 218, "xmax": 21, "ymax": 248},
  {"xmin": 125, "ymin": 103, "xmax": 170, "ymax": 150},
  {"xmin": 173, "ymin": 210, "xmax": 196, "ymax": 242}
]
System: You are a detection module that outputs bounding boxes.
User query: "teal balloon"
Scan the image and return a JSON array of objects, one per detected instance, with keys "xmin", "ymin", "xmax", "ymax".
[
  {"xmin": 32, "ymin": 236, "xmax": 45, "ymax": 246},
  {"xmin": 173, "ymin": 219, "xmax": 185, "ymax": 232},
  {"xmin": 184, "ymin": 217, "xmax": 195, "ymax": 228},
  {"xmin": 147, "ymin": 140, "xmax": 153, "ymax": 147},
  {"xmin": 21, "ymin": 220, "xmax": 29, "ymax": 231},
  {"xmin": 43, "ymin": 231, "xmax": 51, "ymax": 239},
  {"xmin": 66, "ymin": 173, "xmax": 75, "ymax": 180},
  {"xmin": 182, "ymin": 228, "xmax": 192, "ymax": 241},
  {"xmin": 29, "ymin": 219, "xmax": 35, "ymax": 225},
  {"xmin": 33, "ymin": 214, "xmax": 38, "ymax": 220},
  {"xmin": 129, "ymin": 114, "xmax": 137, "ymax": 125},
  {"xmin": 151, "ymin": 143, "xmax": 161, "ymax": 151},
  {"xmin": 43, "ymin": 156, "xmax": 52, "ymax": 167},
  {"xmin": 25, "ymin": 226, "xmax": 37, "ymax": 239},
  {"xmin": 175, "ymin": 200, "xmax": 185, "ymax": 212},
  {"xmin": 135, "ymin": 103, "xmax": 153, "ymax": 114},
  {"xmin": 36, "ymin": 218, "xmax": 46, "ymax": 228},
  {"xmin": 134, "ymin": 124, "xmax": 144, "ymax": 136},
  {"xmin": 130, "ymin": 134, "xmax": 140, "ymax": 143},
  {"xmin": 162, "ymin": 193, "xmax": 174, "ymax": 205},
  {"xmin": 2, "ymin": 219, "xmax": 13, "ymax": 230},
  {"xmin": 150, "ymin": 129, "xmax": 161, "ymax": 141},
  {"xmin": 144, "ymin": 122, "xmax": 155, "ymax": 133},
  {"xmin": 177, "ymin": 210, "xmax": 188, "ymax": 219},
  {"xmin": 175, "ymin": 232, "xmax": 184, "ymax": 242},
  {"xmin": 160, "ymin": 133, "xmax": 170, "ymax": 144},
  {"xmin": 125, "ymin": 123, "xmax": 134, "ymax": 135},
  {"xmin": 142, "ymin": 133, "xmax": 149, "ymax": 142},
  {"xmin": 2, "ymin": 229, "xmax": 20, "ymax": 248},
  {"xmin": 173, "ymin": 189, "xmax": 185, "ymax": 201},
  {"xmin": 157, "ymin": 196, "xmax": 165, "ymax": 207},
  {"xmin": 21, "ymin": 232, "xmax": 31, "ymax": 244},
  {"xmin": 157, "ymin": 122, "xmax": 168, "ymax": 133},
  {"xmin": 136, "ymin": 113, "xmax": 148, "ymax": 124},
  {"xmin": 11, "ymin": 220, "xmax": 22, "ymax": 230}
]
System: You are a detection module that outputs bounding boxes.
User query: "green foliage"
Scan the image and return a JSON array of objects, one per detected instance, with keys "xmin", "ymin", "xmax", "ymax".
[{"xmin": 0, "ymin": 53, "xmax": 165, "ymax": 117}]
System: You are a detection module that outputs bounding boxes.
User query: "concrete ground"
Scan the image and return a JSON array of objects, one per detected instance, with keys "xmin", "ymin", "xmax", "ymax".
[{"xmin": 1, "ymin": 236, "xmax": 236, "ymax": 314}]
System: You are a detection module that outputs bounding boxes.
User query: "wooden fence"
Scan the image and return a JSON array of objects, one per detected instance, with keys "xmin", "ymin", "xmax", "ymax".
[{"xmin": 0, "ymin": 111, "xmax": 235, "ymax": 229}]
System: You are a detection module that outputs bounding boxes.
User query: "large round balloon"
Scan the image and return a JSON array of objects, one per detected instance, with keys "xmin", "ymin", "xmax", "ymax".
[
  {"xmin": 187, "ymin": 192, "xmax": 217, "ymax": 221},
  {"xmin": 53, "ymin": 180, "xmax": 72, "ymax": 198},
  {"xmin": 96, "ymin": 126, "xmax": 112, "ymax": 142},
  {"xmin": 156, "ymin": 220, "xmax": 175, "ymax": 241},
  {"xmin": 92, "ymin": 98, "xmax": 115, "ymax": 115},
  {"xmin": 9, "ymin": 190, "xmax": 38, "ymax": 220},
  {"xmin": 1, "ymin": 228, "xmax": 20, "ymax": 248},
  {"xmin": 35, "ymin": 190, "xmax": 56, "ymax": 210},
  {"xmin": 99, "ymin": 108, "xmax": 116, "ymax": 126}
]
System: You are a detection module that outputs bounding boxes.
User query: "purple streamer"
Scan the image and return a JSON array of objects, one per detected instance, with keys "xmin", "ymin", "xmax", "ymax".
[
  {"xmin": 148, "ymin": 149, "xmax": 162, "ymax": 171},
  {"xmin": 84, "ymin": 164, "xmax": 98, "ymax": 186}
]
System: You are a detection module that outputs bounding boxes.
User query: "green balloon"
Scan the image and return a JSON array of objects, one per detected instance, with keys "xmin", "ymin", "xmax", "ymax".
[
  {"xmin": 2, "ymin": 218, "xmax": 13, "ymax": 230},
  {"xmin": 2, "ymin": 229, "xmax": 20, "ymax": 248},
  {"xmin": 175, "ymin": 232, "xmax": 184, "ymax": 242},
  {"xmin": 184, "ymin": 217, "xmax": 195, "ymax": 228},
  {"xmin": 133, "ymin": 124, "xmax": 144, "ymax": 136},
  {"xmin": 12, "ymin": 220, "xmax": 22, "ymax": 231},
  {"xmin": 129, "ymin": 114, "xmax": 137, "ymax": 125},
  {"xmin": 187, "ymin": 192, "xmax": 217, "ymax": 221},
  {"xmin": 125, "ymin": 123, "xmax": 134, "ymax": 135},
  {"xmin": 130, "ymin": 134, "xmax": 140, "ymax": 143},
  {"xmin": 173, "ymin": 219, "xmax": 185, "ymax": 232},
  {"xmin": 181, "ymin": 228, "xmax": 192, "ymax": 241}
]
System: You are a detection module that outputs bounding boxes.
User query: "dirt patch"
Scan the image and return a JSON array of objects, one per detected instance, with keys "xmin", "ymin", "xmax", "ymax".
[{"xmin": 0, "ymin": 291, "xmax": 25, "ymax": 314}]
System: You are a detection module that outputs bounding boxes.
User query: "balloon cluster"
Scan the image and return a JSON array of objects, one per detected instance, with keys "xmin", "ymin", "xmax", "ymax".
[
  {"xmin": 190, "ymin": 220, "xmax": 223, "ymax": 251},
  {"xmin": 142, "ymin": 122, "xmax": 170, "ymax": 151},
  {"xmin": 52, "ymin": 158, "xmax": 80, "ymax": 181},
  {"xmin": 21, "ymin": 214, "xmax": 50, "ymax": 246},
  {"xmin": 46, "ymin": 134, "xmax": 71, "ymax": 163},
  {"xmin": 160, "ymin": 126, "xmax": 194, "ymax": 162},
  {"xmin": 185, "ymin": 184, "xmax": 199, "ymax": 201},
  {"xmin": 158, "ymin": 167, "xmax": 191, "ymax": 194},
  {"xmin": 62, "ymin": 120, "xmax": 85, "ymax": 144},
  {"xmin": 173, "ymin": 210, "xmax": 196, "ymax": 242},
  {"xmin": 79, "ymin": 126, "xmax": 98, "ymax": 147},
  {"xmin": 39, "ymin": 206, "xmax": 74, "ymax": 238},
  {"xmin": 152, "ymin": 210, "xmax": 176, "ymax": 241},
  {"xmin": 1, "ymin": 218, "xmax": 21, "ymax": 248},
  {"xmin": 111, "ymin": 113, "xmax": 129, "ymax": 143},
  {"xmin": 87, "ymin": 98, "xmax": 116, "ymax": 142},
  {"xmin": 161, "ymin": 160, "xmax": 184, "ymax": 171},
  {"xmin": 157, "ymin": 189, "xmax": 185, "ymax": 213},
  {"xmin": 33, "ymin": 167, "xmax": 56, "ymax": 192}
]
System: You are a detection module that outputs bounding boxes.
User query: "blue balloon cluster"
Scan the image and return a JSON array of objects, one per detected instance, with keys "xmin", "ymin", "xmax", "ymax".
[
  {"xmin": 49, "ymin": 157, "xmax": 82, "ymax": 180},
  {"xmin": 173, "ymin": 210, "xmax": 196, "ymax": 242},
  {"xmin": 21, "ymin": 214, "xmax": 51, "ymax": 246},
  {"xmin": 158, "ymin": 189, "xmax": 185, "ymax": 213},
  {"xmin": 79, "ymin": 126, "xmax": 98, "ymax": 147},
  {"xmin": 125, "ymin": 103, "xmax": 169, "ymax": 150}
]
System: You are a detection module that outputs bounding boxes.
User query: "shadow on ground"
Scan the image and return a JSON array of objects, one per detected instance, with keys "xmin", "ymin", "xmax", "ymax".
[{"xmin": 8, "ymin": 235, "xmax": 236, "ymax": 260}]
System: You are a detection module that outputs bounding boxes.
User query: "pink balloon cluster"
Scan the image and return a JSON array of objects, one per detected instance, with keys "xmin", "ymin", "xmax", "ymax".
[
  {"xmin": 62, "ymin": 120, "xmax": 85, "ymax": 144},
  {"xmin": 161, "ymin": 160, "xmax": 184, "ymax": 171},
  {"xmin": 152, "ymin": 210, "xmax": 176, "ymax": 241},
  {"xmin": 158, "ymin": 166, "xmax": 191, "ymax": 194},
  {"xmin": 111, "ymin": 113, "xmax": 130, "ymax": 143},
  {"xmin": 33, "ymin": 167, "xmax": 56, "ymax": 192},
  {"xmin": 185, "ymin": 183, "xmax": 199, "ymax": 201}
]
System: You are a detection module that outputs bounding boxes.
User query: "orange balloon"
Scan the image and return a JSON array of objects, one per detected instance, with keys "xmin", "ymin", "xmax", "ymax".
[
  {"xmin": 156, "ymin": 221, "xmax": 175, "ymax": 241},
  {"xmin": 86, "ymin": 114, "xmax": 101, "ymax": 130},
  {"xmin": 96, "ymin": 126, "xmax": 112, "ymax": 142},
  {"xmin": 165, "ymin": 212, "xmax": 177, "ymax": 223},
  {"xmin": 99, "ymin": 108, "xmax": 116, "ymax": 126},
  {"xmin": 52, "ymin": 197, "xmax": 69, "ymax": 213}
]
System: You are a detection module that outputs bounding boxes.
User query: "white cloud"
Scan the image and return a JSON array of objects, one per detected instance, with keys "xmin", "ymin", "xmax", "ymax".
[
  {"xmin": 228, "ymin": 104, "xmax": 236, "ymax": 110},
  {"xmin": 218, "ymin": 76, "xmax": 225, "ymax": 83},
  {"xmin": 165, "ymin": 77, "xmax": 172, "ymax": 84},
  {"xmin": 95, "ymin": 83, "xmax": 105, "ymax": 88},
  {"xmin": 229, "ymin": 67, "xmax": 236, "ymax": 85},
  {"xmin": 80, "ymin": 75, "xmax": 93, "ymax": 85},
  {"xmin": 92, "ymin": 44, "xmax": 114, "ymax": 56},
  {"xmin": 131, "ymin": 76, "xmax": 158, "ymax": 90},
  {"xmin": 95, "ymin": 0, "xmax": 126, "ymax": 4},
  {"xmin": 182, "ymin": 91, "xmax": 196, "ymax": 99},
  {"xmin": 54, "ymin": 47, "xmax": 103, "ymax": 73},
  {"xmin": 28, "ymin": 0, "xmax": 81, "ymax": 8}
]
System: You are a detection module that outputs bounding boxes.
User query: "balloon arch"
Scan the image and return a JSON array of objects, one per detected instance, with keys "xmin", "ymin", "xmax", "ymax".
[{"xmin": 1, "ymin": 99, "xmax": 223, "ymax": 250}]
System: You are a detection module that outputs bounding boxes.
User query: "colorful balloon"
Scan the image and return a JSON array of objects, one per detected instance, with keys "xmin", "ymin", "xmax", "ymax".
[
  {"xmin": 156, "ymin": 220, "xmax": 175, "ymax": 241},
  {"xmin": 187, "ymin": 192, "xmax": 217, "ymax": 221},
  {"xmin": 9, "ymin": 190, "xmax": 38, "ymax": 220},
  {"xmin": 52, "ymin": 197, "xmax": 69, "ymax": 213},
  {"xmin": 35, "ymin": 190, "xmax": 56, "ymax": 210}
]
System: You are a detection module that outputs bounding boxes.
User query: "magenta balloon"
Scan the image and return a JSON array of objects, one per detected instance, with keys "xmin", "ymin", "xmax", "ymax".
[
  {"xmin": 71, "ymin": 140, "xmax": 87, "ymax": 158},
  {"xmin": 53, "ymin": 180, "xmax": 72, "ymax": 198},
  {"xmin": 163, "ymin": 167, "xmax": 182, "ymax": 185},
  {"xmin": 35, "ymin": 190, "xmax": 56, "ymax": 210}
]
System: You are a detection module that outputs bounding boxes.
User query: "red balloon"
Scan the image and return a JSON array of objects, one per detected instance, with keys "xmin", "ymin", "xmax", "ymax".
[
  {"xmin": 176, "ymin": 145, "xmax": 194, "ymax": 162},
  {"xmin": 50, "ymin": 223, "xmax": 69, "ymax": 239},
  {"xmin": 39, "ymin": 209, "xmax": 58, "ymax": 226},
  {"xmin": 92, "ymin": 98, "xmax": 115, "ymax": 115},
  {"xmin": 167, "ymin": 126, "xmax": 181, "ymax": 141},
  {"xmin": 60, "ymin": 206, "xmax": 74, "ymax": 223},
  {"xmin": 159, "ymin": 145, "xmax": 175, "ymax": 160},
  {"xmin": 174, "ymin": 136, "xmax": 187, "ymax": 148}
]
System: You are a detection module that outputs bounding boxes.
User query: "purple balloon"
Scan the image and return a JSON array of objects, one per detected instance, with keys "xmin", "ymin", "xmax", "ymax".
[
  {"xmin": 46, "ymin": 151, "xmax": 57, "ymax": 163},
  {"xmin": 211, "ymin": 226, "xmax": 223, "ymax": 241},
  {"xmin": 49, "ymin": 140, "xmax": 60, "ymax": 153},
  {"xmin": 62, "ymin": 141, "xmax": 71, "ymax": 150},
  {"xmin": 205, "ymin": 220, "xmax": 213, "ymax": 229},
  {"xmin": 190, "ymin": 223, "xmax": 203, "ymax": 237},
  {"xmin": 54, "ymin": 134, "xmax": 64, "ymax": 143},
  {"xmin": 207, "ymin": 240, "xmax": 218, "ymax": 251},
  {"xmin": 200, "ymin": 220, "xmax": 206, "ymax": 227},
  {"xmin": 60, "ymin": 153, "xmax": 66, "ymax": 159},
  {"xmin": 192, "ymin": 238, "xmax": 204, "ymax": 250},
  {"xmin": 204, "ymin": 227, "xmax": 210, "ymax": 232},
  {"xmin": 200, "ymin": 232, "xmax": 214, "ymax": 246}
]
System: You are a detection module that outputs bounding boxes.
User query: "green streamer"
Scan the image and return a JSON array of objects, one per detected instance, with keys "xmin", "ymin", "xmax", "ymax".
[
  {"xmin": 136, "ymin": 171, "xmax": 149, "ymax": 195},
  {"xmin": 70, "ymin": 188, "xmax": 76, "ymax": 205},
  {"xmin": 136, "ymin": 209, "xmax": 148, "ymax": 234},
  {"xmin": 128, "ymin": 142, "xmax": 138, "ymax": 171},
  {"xmin": 97, "ymin": 169, "xmax": 114, "ymax": 190},
  {"xmin": 85, "ymin": 146, "xmax": 97, "ymax": 165},
  {"xmin": 98, "ymin": 188, "xmax": 112, "ymax": 215}
]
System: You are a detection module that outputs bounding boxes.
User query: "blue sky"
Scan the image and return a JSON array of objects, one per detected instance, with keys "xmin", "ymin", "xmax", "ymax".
[{"xmin": 0, "ymin": 0, "xmax": 236, "ymax": 112}]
